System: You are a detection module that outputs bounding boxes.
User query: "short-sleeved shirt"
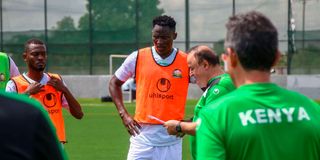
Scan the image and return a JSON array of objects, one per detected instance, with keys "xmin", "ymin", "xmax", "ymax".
[
  {"xmin": 9, "ymin": 57, "xmax": 20, "ymax": 78},
  {"xmin": 197, "ymin": 83, "xmax": 320, "ymax": 160},
  {"xmin": 121, "ymin": 78, "xmax": 136, "ymax": 91},
  {"xmin": 115, "ymin": 46, "xmax": 183, "ymax": 146},
  {"xmin": 190, "ymin": 73, "xmax": 235, "ymax": 159}
]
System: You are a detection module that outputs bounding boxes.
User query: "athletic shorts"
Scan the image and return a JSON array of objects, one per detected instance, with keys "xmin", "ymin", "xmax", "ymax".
[{"xmin": 127, "ymin": 141, "xmax": 182, "ymax": 160}]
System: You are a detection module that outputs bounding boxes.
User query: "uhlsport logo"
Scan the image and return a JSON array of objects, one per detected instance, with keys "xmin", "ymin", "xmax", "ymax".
[
  {"xmin": 0, "ymin": 73, "xmax": 5, "ymax": 82},
  {"xmin": 157, "ymin": 78, "xmax": 171, "ymax": 92},
  {"xmin": 172, "ymin": 69, "xmax": 182, "ymax": 78},
  {"xmin": 43, "ymin": 93, "xmax": 57, "ymax": 108}
]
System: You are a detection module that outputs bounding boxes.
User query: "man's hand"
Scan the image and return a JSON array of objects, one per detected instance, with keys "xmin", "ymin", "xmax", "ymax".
[
  {"xmin": 121, "ymin": 112, "xmax": 141, "ymax": 136},
  {"xmin": 164, "ymin": 120, "xmax": 186, "ymax": 137},
  {"xmin": 25, "ymin": 82, "xmax": 44, "ymax": 95},
  {"xmin": 163, "ymin": 120, "xmax": 180, "ymax": 135},
  {"xmin": 47, "ymin": 76, "xmax": 66, "ymax": 93}
]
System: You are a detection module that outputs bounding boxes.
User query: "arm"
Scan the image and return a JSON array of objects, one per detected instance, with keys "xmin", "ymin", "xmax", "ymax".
[
  {"xmin": 6, "ymin": 79, "xmax": 45, "ymax": 95},
  {"xmin": 109, "ymin": 76, "xmax": 141, "ymax": 136},
  {"xmin": 47, "ymin": 77, "xmax": 83, "ymax": 119},
  {"xmin": 164, "ymin": 120, "xmax": 197, "ymax": 136},
  {"xmin": 24, "ymin": 82, "xmax": 45, "ymax": 95}
]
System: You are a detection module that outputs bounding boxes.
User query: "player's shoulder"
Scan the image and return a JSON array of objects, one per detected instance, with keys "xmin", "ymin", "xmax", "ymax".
[
  {"xmin": 280, "ymin": 87, "xmax": 319, "ymax": 106},
  {"xmin": 218, "ymin": 74, "xmax": 235, "ymax": 87},
  {"xmin": 208, "ymin": 74, "xmax": 235, "ymax": 94},
  {"xmin": 176, "ymin": 48, "xmax": 187, "ymax": 56},
  {"xmin": 46, "ymin": 72, "xmax": 62, "ymax": 80},
  {"xmin": 47, "ymin": 72, "xmax": 60, "ymax": 77},
  {"xmin": 203, "ymin": 89, "xmax": 242, "ymax": 113},
  {"xmin": 137, "ymin": 47, "xmax": 151, "ymax": 54}
]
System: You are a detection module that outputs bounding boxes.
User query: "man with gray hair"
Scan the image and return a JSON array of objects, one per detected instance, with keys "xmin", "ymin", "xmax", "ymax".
[{"xmin": 197, "ymin": 11, "xmax": 320, "ymax": 160}]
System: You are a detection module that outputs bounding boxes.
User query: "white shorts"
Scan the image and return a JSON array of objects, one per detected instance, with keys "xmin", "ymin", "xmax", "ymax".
[{"xmin": 127, "ymin": 141, "xmax": 182, "ymax": 160}]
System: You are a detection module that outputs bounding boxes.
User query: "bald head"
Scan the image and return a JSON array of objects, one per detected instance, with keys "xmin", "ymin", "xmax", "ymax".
[{"xmin": 187, "ymin": 45, "xmax": 220, "ymax": 66}]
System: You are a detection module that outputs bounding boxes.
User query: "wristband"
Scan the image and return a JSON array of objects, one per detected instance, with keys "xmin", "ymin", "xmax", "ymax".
[{"xmin": 176, "ymin": 122, "xmax": 182, "ymax": 133}]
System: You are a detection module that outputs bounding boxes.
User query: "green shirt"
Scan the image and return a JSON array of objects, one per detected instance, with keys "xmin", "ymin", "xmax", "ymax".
[
  {"xmin": 197, "ymin": 83, "xmax": 320, "ymax": 160},
  {"xmin": 0, "ymin": 52, "xmax": 10, "ymax": 91},
  {"xmin": 190, "ymin": 73, "xmax": 235, "ymax": 159}
]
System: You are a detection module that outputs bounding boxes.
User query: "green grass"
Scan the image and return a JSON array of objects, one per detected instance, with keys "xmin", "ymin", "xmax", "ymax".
[
  {"xmin": 63, "ymin": 99, "xmax": 198, "ymax": 160},
  {"xmin": 63, "ymin": 99, "xmax": 320, "ymax": 159}
]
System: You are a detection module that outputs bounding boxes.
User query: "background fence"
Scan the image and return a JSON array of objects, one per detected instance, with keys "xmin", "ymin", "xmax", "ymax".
[{"xmin": 0, "ymin": 0, "xmax": 319, "ymax": 75}]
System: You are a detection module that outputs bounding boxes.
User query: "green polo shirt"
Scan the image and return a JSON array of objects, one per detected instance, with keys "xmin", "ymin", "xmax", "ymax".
[
  {"xmin": 191, "ymin": 73, "xmax": 235, "ymax": 159},
  {"xmin": 197, "ymin": 83, "xmax": 320, "ymax": 160}
]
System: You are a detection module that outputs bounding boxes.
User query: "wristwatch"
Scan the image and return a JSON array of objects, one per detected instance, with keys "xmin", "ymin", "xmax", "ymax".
[{"xmin": 176, "ymin": 122, "xmax": 182, "ymax": 133}]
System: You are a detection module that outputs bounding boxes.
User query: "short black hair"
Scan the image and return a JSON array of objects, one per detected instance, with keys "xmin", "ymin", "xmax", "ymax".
[
  {"xmin": 225, "ymin": 11, "xmax": 278, "ymax": 71},
  {"xmin": 188, "ymin": 45, "xmax": 220, "ymax": 66},
  {"xmin": 152, "ymin": 15, "xmax": 176, "ymax": 31},
  {"xmin": 24, "ymin": 38, "xmax": 45, "ymax": 52}
]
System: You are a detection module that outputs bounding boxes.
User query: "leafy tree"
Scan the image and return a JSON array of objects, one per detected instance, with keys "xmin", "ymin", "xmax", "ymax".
[
  {"xmin": 78, "ymin": 0, "xmax": 164, "ymax": 43},
  {"xmin": 49, "ymin": 16, "xmax": 87, "ymax": 44},
  {"xmin": 52, "ymin": 16, "xmax": 76, "ymax": 31}
]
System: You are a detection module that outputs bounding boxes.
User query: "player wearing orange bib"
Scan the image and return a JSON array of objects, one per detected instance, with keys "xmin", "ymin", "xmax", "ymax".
[
  {"xmin": 6, "ymin": 39, "xmax": 83, "ymax": 143},
  {"xmin": 134, "ymin": 47, "xmax": 188, "ymax": 124},
  {"xmin": 109, "ymin": 15, "xmax": 189, "ymax": 160}
]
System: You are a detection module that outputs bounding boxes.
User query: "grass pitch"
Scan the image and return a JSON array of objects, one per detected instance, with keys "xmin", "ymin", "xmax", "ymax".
[
  {"xmin": 63, "ymin": 99, "xmax": 198, "ymax": 160},
  {"xmin": 63, "ymin": 99, "xmax": 320, "ymax": 159}
]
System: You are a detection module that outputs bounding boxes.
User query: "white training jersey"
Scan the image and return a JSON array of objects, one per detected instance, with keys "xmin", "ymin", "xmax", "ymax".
[
  {"xmin": 115, "ymin": 46, "xmax": 182, "ymax": 146},
  {"xmin": 9, "ymin": 57, "xmax": 20, "ymax": 77}
]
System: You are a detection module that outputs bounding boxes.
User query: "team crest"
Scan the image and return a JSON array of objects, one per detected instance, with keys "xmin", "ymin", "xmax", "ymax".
[
  {"xmin": 0, "ymin": 73, "xmax": 5, "ymax": 82},
  {"xmin": 172, "ymin": 69, "xmax": 182, "ymax": 78},
  {"xmin": 213, "ymin": 88, "xmax": 220, "ymax": 95}
]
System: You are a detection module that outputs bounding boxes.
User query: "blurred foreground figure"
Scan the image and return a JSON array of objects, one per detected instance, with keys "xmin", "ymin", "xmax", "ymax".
[
  {"xmin": 0, "ymin": 91, "xmax": 66, "ymax": 160},
  {"xmin": 197, "ymin": 11, "xmax": 320, "ymax": 160}
]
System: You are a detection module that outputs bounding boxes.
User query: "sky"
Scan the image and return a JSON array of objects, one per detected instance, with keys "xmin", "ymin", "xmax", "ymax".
[
  {"xmin": 2, "ymin": 0, "xmax": 320, "ymax": 44},
  {"xmin": 2, "ymin": 0, "xmax": 86, "ymax": 31}
]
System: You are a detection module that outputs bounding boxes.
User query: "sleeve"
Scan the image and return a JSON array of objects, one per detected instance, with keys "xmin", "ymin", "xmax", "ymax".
[
  {"xmin": 114, "ymin": 51, "xmax": 138, "ymax": 82},
  {"xmin": 5, "ymin": 80, "xmax": 17, "ymax": 92},
  {"xmin": 33, "ymin": 103, "xmax": 66, "ymax": 160},
  {"xmin": 61, "ymin": 96, "xmax": 69, "ymax": 109},
  {"xmin": 61, "ymin": 80, "xmax": 69, "ymax": 108},
  {"xmin": 9, "ymin": 57, "xmax": 20, "ymax": 77},
  {"xmin": 196, "ymin": 108, "xmax": 226, "ymax": 160}
]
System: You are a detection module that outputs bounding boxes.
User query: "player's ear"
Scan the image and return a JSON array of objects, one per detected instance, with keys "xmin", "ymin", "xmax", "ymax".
[
  {"xmin": 173, "ymin": 32, "xmax": 177, "ymax": 40},
  {"xmin": 202, "ymin": 59, "xmax": 209, "ymax": 69},
  {"xmin": 22, "ymin": 52, "xmax": 27, "ymax": 62},
  {"xmin": 272, "ymin": 50, "xmax": 281, "ymax": 67},
  {"xmin": 227, "ymin": 48, "xmax": 238, "ymax": 68}
]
